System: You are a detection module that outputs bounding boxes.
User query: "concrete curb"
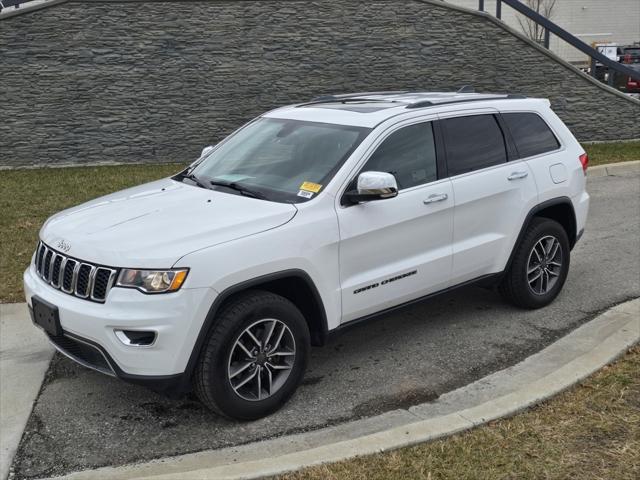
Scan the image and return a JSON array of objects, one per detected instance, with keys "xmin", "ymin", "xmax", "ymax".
[
  {"xmin": 587, "ymin": 160, "xmax": 640, "ymax": 178},
  {"xmin": 0, "ymin": 304, "xmax": 54, "ymax": 480},
  {"xmin": 55, "ymin": 298, "xmax": 640, "ymax": 480}
]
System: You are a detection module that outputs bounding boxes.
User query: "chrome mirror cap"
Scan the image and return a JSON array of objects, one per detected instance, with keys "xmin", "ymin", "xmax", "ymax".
[
  {"xmin": 345, "ymin": 171, "xmax": 398, "ymax": 204},
  {"xmin": 357, "ymin": 171, "xmax": 398, "ymax": 198}
]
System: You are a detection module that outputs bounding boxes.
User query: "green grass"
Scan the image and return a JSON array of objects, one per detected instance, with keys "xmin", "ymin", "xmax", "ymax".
[
  {"xmin": 0, "ymin": 164, "xmax": 184, "ymax": 303},
  {"xmin": 278, "ymin": 346, "xmax": 640, "ymax": 480},
  {"xmin": 0, "ymin": 141, "xmax": 637, "ymax": 303},
  {"xmin": 584, "ymin": 141, "xmax": 640, "ymax": 166}
]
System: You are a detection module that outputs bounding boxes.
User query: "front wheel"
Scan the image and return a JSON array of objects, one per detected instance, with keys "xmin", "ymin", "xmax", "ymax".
[
  {"xmin": 499, "ymin": 217, "xmax": 570, "ymax": 309},
  {"xmin": 194, "ymin": 290, "xmax": 310, "ymax": 420}
]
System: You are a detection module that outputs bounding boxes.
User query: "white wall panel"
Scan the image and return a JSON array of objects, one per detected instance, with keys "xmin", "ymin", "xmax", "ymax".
[{"xmin": 446, "ymin": 0, "xmax": 640, "ymax": 63}]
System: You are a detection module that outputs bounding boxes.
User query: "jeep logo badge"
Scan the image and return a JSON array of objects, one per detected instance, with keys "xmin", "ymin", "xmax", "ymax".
[{"xmin": 56, "ymin": 239, "xmax": 71, "ymax": 252}]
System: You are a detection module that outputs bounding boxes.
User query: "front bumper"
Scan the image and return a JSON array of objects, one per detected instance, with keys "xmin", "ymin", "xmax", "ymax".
[{"xmin": 24, "ymin": 263, "xmax": 217, "ymax": 386}]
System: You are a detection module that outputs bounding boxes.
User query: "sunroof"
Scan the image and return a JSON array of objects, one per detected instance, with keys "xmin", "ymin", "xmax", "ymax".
[{"xmin": 309, "ymin": 102, "xmax": 400, "ymax": 113}]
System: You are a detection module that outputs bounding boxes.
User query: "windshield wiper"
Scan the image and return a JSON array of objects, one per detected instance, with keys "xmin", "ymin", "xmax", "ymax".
[
  {"xmin": 210, "ymin": 180, "xmax": 267, "ymax": 200},
  {"xmin": 181, "ymin": 172, "xmax": 209, "ymax": 189}
]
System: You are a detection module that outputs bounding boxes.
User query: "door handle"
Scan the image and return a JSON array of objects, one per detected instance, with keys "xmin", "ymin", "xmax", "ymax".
[
  {"xmin": 423, "ymin": 193, "xmax": 448, "ymax": 205},
  {"xmin": 508, "ymin": 171, "xmax": 529, "ymax": 181}
]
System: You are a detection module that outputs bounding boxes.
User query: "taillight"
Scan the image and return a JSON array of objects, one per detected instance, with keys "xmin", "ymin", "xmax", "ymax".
[{"xmin": 579, "ymin": 153, "xmax": 589, "ymax": 174}]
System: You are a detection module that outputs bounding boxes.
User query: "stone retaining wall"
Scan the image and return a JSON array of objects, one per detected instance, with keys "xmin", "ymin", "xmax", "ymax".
[{"xmin": 1, "ymin": 0, "xmax": 638, "ymax": 167}]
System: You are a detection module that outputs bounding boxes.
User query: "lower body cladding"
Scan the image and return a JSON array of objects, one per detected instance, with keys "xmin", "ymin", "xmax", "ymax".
[{"xmin": 23, "ymin": 263, "xmax": 217, "ymax": 395}]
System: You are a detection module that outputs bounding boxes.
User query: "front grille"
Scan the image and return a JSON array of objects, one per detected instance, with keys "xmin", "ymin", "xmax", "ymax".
[
  {"xmin": 43, "ymin": 249, "xmax": 53, "ymax": 279},
  {"xmin": 34, "ymin": 242, "xmax": 118, "ymax": 303},
  {"xmin": 76, "ymin": 264, "xmax": 92, "ymax": 297},
  {"xmin": 62, "ymin": 259, "xmax": 76, "ymax": 292},
  {"xmin": 47, "ymin": 332, "xmax": 115, "ymax": 376},
  {"xmin": 51, "ymin": 255, "xmax": 63, "ymax": 287},
  {"xmin": 93, "ymin": 268, "xmax": 113, "ymax": 299}
]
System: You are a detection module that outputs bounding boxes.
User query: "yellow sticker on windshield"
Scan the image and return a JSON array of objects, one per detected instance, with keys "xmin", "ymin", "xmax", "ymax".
[{"xmin": 300, "ymin": 181, "xmax": 322, "ymax": 193}]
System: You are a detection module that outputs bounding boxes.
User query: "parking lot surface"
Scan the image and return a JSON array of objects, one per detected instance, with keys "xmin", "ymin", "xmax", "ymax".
[{"xmin": 12, "ymin": 173, "xmax": 640, "ymax": 479}]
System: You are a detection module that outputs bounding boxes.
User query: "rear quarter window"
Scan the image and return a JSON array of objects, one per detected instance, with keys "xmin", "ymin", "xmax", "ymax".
[{"xmin": 502, "ymin": 113, "xmax": 560, "ymax": 159}]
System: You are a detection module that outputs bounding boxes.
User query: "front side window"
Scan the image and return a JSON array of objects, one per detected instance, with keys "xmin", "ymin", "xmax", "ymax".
[
  {"xmin": 189, "ymin": 118, "xmax": 370, "ymax": 203},
  {"xmin": 502, "ymin": 112, "xmax": 560, "ymax": 159},
  {"xmin": 442, "ymin": 114, "xmax": 508, "ymax": 176},
  {"xmin": 361, "ymin": 122, "xmax": 438, "ymax": 190}
]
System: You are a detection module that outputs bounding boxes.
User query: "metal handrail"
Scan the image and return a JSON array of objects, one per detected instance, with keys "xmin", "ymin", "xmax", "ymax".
[
  {"xmin": 0, "ymin": 0, "xmax": 67, "ymax": 18},
  {"xmin": 478, "ymin": 0, "xmax": 640, "ymax": 82}
]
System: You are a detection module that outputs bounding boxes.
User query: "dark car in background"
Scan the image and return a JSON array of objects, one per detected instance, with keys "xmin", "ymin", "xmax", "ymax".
[
  {"xmin": 616, "ymin": 46, "xmax": 640, "ymax": 94},
  {"xmin": 593, "ymin": 44, "xmax": 640, "ymax": 92}
]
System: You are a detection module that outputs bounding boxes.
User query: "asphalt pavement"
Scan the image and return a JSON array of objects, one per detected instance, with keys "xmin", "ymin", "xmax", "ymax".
[{"xmin": 10, "ymin": 172, "xmax": 640, "ymax": 480}]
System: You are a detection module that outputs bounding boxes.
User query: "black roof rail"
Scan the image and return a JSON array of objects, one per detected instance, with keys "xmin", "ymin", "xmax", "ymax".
[
  {"xmin": 299, "ymin": 91, "xmax": 530, "ymax": 110},
  {"xmin": 406, "ymin": 94, "xmax": 528, "ymax": 109},
  {"xmin": 406, "ymin": 100, "xmax": 435, "ymax": 109}
]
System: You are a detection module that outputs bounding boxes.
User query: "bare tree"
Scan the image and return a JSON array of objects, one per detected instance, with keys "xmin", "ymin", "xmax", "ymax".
[{"xmin": 517, "ymin": 0, "xmax": 557, "ymax": 44}]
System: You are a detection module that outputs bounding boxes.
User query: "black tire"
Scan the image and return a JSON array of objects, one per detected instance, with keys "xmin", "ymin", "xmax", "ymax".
[
  {"xmin": 194, "ymin": 290, "xmax": 310, "ymax": 420},
  {"xmin": 499, "ymin": 217, "xmax": 570, "ymax": 309}
]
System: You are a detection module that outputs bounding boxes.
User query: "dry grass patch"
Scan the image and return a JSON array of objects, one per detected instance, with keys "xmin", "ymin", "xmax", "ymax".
[
  {"xmin": 585, "ymin": 141, "xmax": 640, "ymax": 166},
  {"xmin": 278, "ymin": 346, "xmax": 640, "ymax": 480}
]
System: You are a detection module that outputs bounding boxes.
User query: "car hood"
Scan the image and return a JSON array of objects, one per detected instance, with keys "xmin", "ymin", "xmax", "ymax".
[{"xmin": 40, "ymin": 178, "xmax": 297, "ymax": 267}]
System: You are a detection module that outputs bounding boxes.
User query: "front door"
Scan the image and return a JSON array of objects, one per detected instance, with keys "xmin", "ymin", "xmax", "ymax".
[{"xmin": 337, "ymin": 120, "xmax": 454, "ymax": 323}]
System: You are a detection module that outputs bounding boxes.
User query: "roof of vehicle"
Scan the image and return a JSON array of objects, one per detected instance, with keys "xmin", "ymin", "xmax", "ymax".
[{"xmin": 264, "ymin": 90, "xmax": 549, "ymax": 128}]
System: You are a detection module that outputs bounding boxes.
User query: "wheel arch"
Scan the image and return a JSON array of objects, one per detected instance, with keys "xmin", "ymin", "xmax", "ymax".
[
  {"xmin": 506, "ymin": 197, "xmax": 578, "ymax": 272},
  {"xmin": 183, "ymin": 269, "xmax": 329, "ymax": 387}
]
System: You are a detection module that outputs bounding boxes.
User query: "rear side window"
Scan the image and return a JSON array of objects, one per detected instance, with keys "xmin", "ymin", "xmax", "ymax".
[
  {"xmin": 502, "ymin": 113, "xmax": 560, "ymax": 158},
  {"xmin": 441, "ymin": 115, "xmax": 507, "ymax": 176}
]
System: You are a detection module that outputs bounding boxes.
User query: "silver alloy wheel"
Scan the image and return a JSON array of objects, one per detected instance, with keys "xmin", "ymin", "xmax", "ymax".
[
  {"xmin": 227, "ymin": 318, "xmax": 296, "ymax": 402},
  {"xmin": 526, "ymin": 235, "xmax": 563, "ymax": 295}
]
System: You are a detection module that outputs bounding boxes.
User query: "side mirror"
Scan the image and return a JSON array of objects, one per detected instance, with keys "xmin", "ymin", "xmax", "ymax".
[
  {"xmin": 201, "ymin": 145, "xmax": 215, "ymax": 158},
  {"xmin": 344, "ymin": 171, "xmax": 398, "ymax": 204}
]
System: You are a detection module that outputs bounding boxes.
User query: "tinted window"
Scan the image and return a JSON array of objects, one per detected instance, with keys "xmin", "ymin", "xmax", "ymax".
[
  {"xmin": 362, "ymin": 122, "xmax": 437, "ymax": 189},
  {"xmin": 442, "ymin": 115, "xmax": 507, "ymax": 176},
  {"xmin": 503, "ymin": 113, "xmax": 560, "ymax": 158}
]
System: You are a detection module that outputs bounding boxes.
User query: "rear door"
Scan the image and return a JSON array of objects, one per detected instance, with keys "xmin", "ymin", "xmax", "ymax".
[
  {"xmin": 500, "ymin": 111, "xmax": 570, "ymax": 202},
  {"xmin": 440, "ymin": 111, "xmax": 539, "ymax": 285},
  {"xmin": 337, "ymin": 119, "xmax": 454, "ymax": 322}
]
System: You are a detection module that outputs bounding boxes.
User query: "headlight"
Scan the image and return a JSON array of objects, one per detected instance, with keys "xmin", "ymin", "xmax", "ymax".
[{"xmin": 116, "ymin": 268, "xmax": 189, "ymax": 293}]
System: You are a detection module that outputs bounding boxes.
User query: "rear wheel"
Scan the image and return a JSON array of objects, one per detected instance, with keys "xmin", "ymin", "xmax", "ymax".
[
  {"xmin": 194, "ymin": 290, "xmax": 310, "ymax": 420},
  {"xmin": 499, "ymin": 217, "xmax": 570, "ymax": 309}
]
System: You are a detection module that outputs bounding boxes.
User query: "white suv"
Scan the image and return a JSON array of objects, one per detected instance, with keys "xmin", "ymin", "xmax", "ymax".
[{"xmin": 24, "ymin": 91, "xmax": 590, "ymax": 420}]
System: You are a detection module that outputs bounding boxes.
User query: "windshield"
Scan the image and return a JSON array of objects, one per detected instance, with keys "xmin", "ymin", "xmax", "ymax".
[{"xmin": 187, "ymin": 118, "xmax": 371, "ymax": 203}]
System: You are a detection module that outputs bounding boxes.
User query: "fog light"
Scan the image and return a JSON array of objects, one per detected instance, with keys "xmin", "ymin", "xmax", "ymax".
[{"xmin": 114, "ymin": 330, "xmax": 156, "ymax": 347}]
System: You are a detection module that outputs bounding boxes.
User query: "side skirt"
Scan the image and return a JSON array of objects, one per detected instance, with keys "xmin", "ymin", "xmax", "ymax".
[{"xmin": 327, "ymin": 272, "xmax": 503, "ymax": 341}]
